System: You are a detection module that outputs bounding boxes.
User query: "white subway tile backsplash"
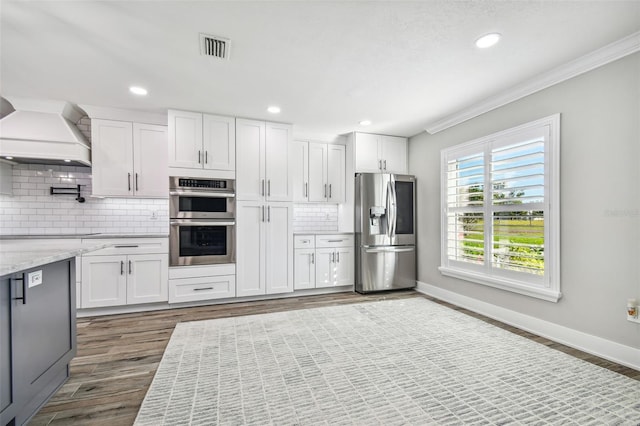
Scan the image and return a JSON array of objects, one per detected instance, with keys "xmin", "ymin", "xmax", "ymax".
[
  {"xmin": 293, "ymin": 203, "xmax": 339, "ymax": 233},
  {"xmin": 0, "ymin": 164, "xmax": 168, "ymax": 235}
]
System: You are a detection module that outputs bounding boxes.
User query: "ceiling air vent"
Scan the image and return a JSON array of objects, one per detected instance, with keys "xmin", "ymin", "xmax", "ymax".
[{"xmin": 200, "ymin": 34, "xmax": 230, "ymax": 60}]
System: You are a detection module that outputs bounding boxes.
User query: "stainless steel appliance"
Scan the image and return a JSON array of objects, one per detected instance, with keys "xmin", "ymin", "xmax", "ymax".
[
  {"xmin": 355, "ymin": 173, "xmax": 416, "ymax": 293},
  {"xmin": 169, "ymin": 177, "xmax": 236, "ymax": 266}
]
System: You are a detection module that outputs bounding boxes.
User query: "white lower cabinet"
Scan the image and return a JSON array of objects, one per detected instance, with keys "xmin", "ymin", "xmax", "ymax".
[
  {"xmin": 168, "ymin": 264, "xmax": 236, "ymax": 303},
  {"xmin": 80, "ymin": 238, "xmax": 168, "ymax": 308},
  {"xmin": 294, "ymin": 234, "xmax": 354, "ymax": 290},
  {"xmin": 236, "ymin": 201, "xmax": 293, "ymax": 297}
]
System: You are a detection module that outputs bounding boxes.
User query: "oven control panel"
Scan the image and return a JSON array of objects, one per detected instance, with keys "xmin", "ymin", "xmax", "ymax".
[{"xmin": 170, "ymin": 177, "xmax": 235, "ymax": 190}]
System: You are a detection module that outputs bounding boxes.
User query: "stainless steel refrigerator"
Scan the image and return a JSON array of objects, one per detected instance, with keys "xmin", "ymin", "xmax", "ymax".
[{"xmin": 355, "ymin": 173, "xmax": 416, "ymax": 293}]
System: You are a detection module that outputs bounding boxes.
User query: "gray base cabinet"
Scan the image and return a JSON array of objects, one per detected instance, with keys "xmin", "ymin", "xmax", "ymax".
[{"xmin": 0, "ymin": 258, "xmax": 77, "ymax": 426}]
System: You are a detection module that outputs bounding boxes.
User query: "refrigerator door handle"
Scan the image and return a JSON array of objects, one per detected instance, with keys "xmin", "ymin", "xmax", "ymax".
[{"xmin": 365, "ymin": 247, "xmax": 414, "ymax": 253}]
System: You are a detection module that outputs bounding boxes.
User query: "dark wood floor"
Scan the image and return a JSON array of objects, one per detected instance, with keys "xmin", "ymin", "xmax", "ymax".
[{"xmin": 30, "ymin": 291, "xmax": 639, "ymax": 425}]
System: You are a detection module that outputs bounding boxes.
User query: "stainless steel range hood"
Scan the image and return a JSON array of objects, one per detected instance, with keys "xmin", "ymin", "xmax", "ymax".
[{"xmin": 0, "ymin": 97, "xmax": 91, "ymax": 166}]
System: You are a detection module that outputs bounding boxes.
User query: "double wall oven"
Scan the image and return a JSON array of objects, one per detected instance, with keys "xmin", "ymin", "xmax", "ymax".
[{"xmin": 169, "ymin": 177, "xmax": 235, "ymax": 266}]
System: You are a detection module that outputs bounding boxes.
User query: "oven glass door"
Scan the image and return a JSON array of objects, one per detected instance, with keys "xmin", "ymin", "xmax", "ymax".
[
  {"xmin": 170, "ymin": 192, "xmax": 235, "ymax": 219},
  {"xmin": 170, "ymin": 220, "xmax": 235, "ymax": 266}
]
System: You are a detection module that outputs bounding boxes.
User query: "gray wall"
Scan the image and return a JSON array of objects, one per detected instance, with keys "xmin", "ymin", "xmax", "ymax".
[{"xmin": 409, "ymin": 52, "xmax": 640, "ymax": 348}]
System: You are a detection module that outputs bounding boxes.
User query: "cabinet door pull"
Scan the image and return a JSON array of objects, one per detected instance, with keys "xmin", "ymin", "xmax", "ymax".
[
  {"xmin": 205, "ymin": 151, "xmax": 208, "ymax": 164},
  {"xmin": 198, "ymin": 150, "xmax": 201, "ymax": 164},
  {"xmin": 261, "ymin": 205, "xmax": 265, "ymax": 222},
  {"xmin": 128, "ymin": 173, "xmax": 131, "ymax": 191},
  {"xmin": 135, "ymin": 173, "xmax": 139, "ymax": 191},
  {"xmin": 337, "ymin": 252, "xmax": 340, "ymax": 263},
  {"xmin": 304, "ymin": 182, "xmax": 308, "ymax": 198},
  {"xmin": 120, "ymin": 260, "xmax": 124, "ymax": 275},
  {"xmin": 378, "ymin": 160, "xmax": 382, "ymax": 170},
  {"xmin": 327, "ymin": 239, "xmax": 343, "ymax": 243},
  {"xmin": 384, "ymin": 159, "xmax": 387, "ymax": 170},
  {"xmin": 128, "ymin": 260, "xmax": 132, "ymax": 274},
  {"xmin": 311, "ymin": 253, "xmax": 315, "ymax": 264},
  {"xmin": 194, "ymin": 287, "xmax": 213, "ymax": 291},
  {"xmin": 268, "ymin": 205, "xmax": 271, "ymax": 222},
  {"xmin": 324, "ymin": 184, "xmax": 327, "ymax": 198},
  {"xmin": 329, "ymin": 184, "xmax": 332, "ymax": 199},
  {"xmin": 331, "ymin": 252, "xmax": 335, "ymax": 263},
  {"xmin": 12, "ymin": 275, "xmax": 26, "ymax": 305},
  {"xmin": 268, "ymin": 180, "xmax": 271, "ymax": 197},
  {"xmin": 115, "ymin": 245, "xmax": 139, "ymax": 248},
  {"xmin": 261, "ymin": 179, "xmax": 265, "ymax": 196}
]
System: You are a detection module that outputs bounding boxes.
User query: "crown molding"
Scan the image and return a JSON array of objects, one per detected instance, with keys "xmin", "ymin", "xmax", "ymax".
[{"xmin": 424, "ymin": 31, "xmax": 640, "ymax": 135}]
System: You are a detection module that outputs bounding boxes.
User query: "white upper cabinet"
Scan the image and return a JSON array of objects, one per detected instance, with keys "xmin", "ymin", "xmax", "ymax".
[
  {"xmin": 291, "ymin": 141, "xmax": 309, "ymax": 202},
  {"xmin": 92, "ymin": 119, "xmax": 167, "ymax": 198},
  {"xmin": 168, "ymin": 110, "xmax": 235, "ymax": 177},
  {"xmin": 293, "ymin": 141, "xmax": 345, "ymax": 204},
  {"xmin": 327, "ymin": 144, "xmax": 346, "ymax": 203},
  {"xmin": 353, "ymin": 132, "xmax": 408, "ymax": 174},
  {"xmin": 236, "ymin": 119, "xmax": 291, "ymax": 202},
  {"xmin": 133, "ymin": 123, "xmax": 170, "ymax": 198},
  {"xmin": 308, "ymin": 143, "xmax": 327, "ymax": 202}
]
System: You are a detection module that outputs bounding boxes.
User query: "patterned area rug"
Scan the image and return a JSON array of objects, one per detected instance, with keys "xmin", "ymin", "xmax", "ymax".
[{"xmin": 134, "ymin": 298, "xmax": 640, "ymax": 425}]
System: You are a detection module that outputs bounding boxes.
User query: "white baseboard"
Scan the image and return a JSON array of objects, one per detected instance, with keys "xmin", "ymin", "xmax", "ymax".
[
  {"xmin": 77, "ymin": 286, "xmax": 353, "ymax": 318},
  {"xmin": 416, "ymin": 281, "xmax": 640, "ymax": 372}
]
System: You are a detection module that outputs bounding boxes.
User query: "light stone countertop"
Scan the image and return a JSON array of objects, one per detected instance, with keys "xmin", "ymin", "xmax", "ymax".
[
  {"xmin": 294, "ymin": 231, "xmax": 354, "ymax": 235},
  {"xmin": 0, "ymin": 233, "xmax": 168, "ymax": 240},
  {"xmin": 0, "ymin": 241, "xmax": 112, "ymax": 276}
]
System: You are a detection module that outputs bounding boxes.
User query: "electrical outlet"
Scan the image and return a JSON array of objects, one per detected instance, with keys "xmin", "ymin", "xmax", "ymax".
[
  {"xmin": 150, "ymin": 210, "xmax": 158, "ymax": 220},
  {"xmin": 325, "ymin": 213, "xmax": 331, "ymax": 220}
]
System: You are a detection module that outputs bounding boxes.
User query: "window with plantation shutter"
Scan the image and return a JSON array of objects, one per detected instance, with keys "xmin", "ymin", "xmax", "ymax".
[{"xmin": 440, "ymin": 114, "xmax": 561, "ymax": 302}]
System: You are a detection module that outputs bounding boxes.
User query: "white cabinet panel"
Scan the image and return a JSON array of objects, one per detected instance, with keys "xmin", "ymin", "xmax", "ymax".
[
  {"xmin": 133, "ymin": 123, "xmax": 168, "ymax": 197},
  {"xmin": 265, "ymin": 203, "xmax": 293, "ymax": 294},
  {"xmin": 91, "ymin": 119, "xmax": 133, "ymax": 197},
  {"xmin": 293, "ymin": 141, "xmax": 345, "ymax": 204},
  {"xmin": 308, "ymin": 142, "xmax": 327, "ymax": 202},
  {"xmin": 203, "ymin": 114, "xmax": 235, "ymax": 171},
  {"xmin": 265, "ymin": 123, "xmax": 291, "ymax": 202},
  {"xmin": 327, "ymin": 144, "xmax": 345, "ymax": 203},
  {"xmin": 354, "ymin": 132, "xmax": 380, "ymax": 173},
  {"xmin": 169, "ymin": 110, "xmax": 235, "ymax": 175},
  {"xmin": 168, "ymin": 110, "xmax": 203, "ymax": 169},
  {"xmin": 81, "ymin": 255, "xmax": 127, "ymax": 308},
  {"xmin": 126, "ymin": 254, "xmax": 168, "ymax": 305},
  {"xmin": 294, "ymin": 249, "xmax": 315, "ymax": 290},
  {"xmin": 334, "ymin": 247, "xmax": 354, "ymax": 287},
  {"xmin": 237, "ymin": 201, "xmax": 292, "ymax": 297},
  {"xmin": 314, "ymin": 248, "xmax": 335, "ymax": 288},
  {"xmin": 236, "ymin": 201, "xmax": 265, "ymax": 297},
  {"xmin": 354, "ymin": 132, "xmax": 407, "ymax": 174},
  {"xmin": 236, "ymin": 119, "xmax": 265, "ymax": 201},
  {"xmin": 380, "ymin": 135, "xmax": 408, "ymax": 174},
  {"xmin": 294, "ymin": 234, "xmax": 354, "ymax": 290},
  {"xmin": 80, "ymin": 238, "xmax": 169, "ymax": 309},
  {"xmin": 92, "ymin": 119, "xmax": 167, "ymax": 198},
  {"xmin": 291, "ymin": 141, "xmax": 308, "ymax": 202}
]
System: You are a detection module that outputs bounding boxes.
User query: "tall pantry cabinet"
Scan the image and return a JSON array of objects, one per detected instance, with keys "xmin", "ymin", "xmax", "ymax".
[{"xmin": 236, "ymin": 119, "xmax": 293, "ymax": 297}]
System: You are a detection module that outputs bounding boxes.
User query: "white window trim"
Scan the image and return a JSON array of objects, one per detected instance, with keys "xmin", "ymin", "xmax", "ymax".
[{"xmin": 440, "ymin": 114, "xmax": 561, "ymax": 302}]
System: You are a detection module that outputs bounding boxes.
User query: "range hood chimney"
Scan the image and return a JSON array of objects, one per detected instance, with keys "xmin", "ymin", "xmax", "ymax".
[{"xmin": 0, "ymin": 97, "xmax": 91, "ymax": 166}]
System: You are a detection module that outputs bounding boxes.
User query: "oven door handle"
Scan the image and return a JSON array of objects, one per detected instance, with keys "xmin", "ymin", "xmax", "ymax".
[
  {"xmin": 169, "ymin": 191, "xmax": 235, "ymax": 198},
  {"xmin": 170, "ymin": 220, "xmax": 236, "ymax": 226}
]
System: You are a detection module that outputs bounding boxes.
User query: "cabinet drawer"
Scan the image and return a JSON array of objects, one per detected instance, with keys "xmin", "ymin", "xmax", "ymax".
[
  {"xmin": 315, "ymin": 234, "xmax": 353, "ymax": 248},
  {"xmin": 82, "ymin": 238, "xmax": 168, "ymax": 256},
  {"xmin": 294, "ymin": 235, "xmax": 315, "ymax": 249},
  {"xmin": 169, "ymin": 275, "xmax": 235, "ymax": 303}
]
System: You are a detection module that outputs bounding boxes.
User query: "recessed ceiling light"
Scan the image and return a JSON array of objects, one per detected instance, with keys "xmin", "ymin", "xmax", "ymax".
[
  {"xmin": 267, "ymin": 106, "xmax": 281, "ymax": 114},
  {"xmin": 475, "ymin": 33, "xmax": 501, "ymax": 49},
  {"xmin": 5, "ymin": 156, "xmax": 13, "ymax": 160},
  {"xmin": 64, "ymin": 159, "xmax": 71, "ymax": 162},
  {"xmin": 359, "ymin": 120, "xmax": 372, "ymax": 126},
  {"xmin": 129, "ymin": 86, "xmax": 148, "ymax": 96}
]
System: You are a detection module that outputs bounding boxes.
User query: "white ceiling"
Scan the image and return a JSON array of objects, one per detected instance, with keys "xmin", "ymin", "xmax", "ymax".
[{"xmin": 1, "ymin": 1, "xmax": 639, "ymax": 139}]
